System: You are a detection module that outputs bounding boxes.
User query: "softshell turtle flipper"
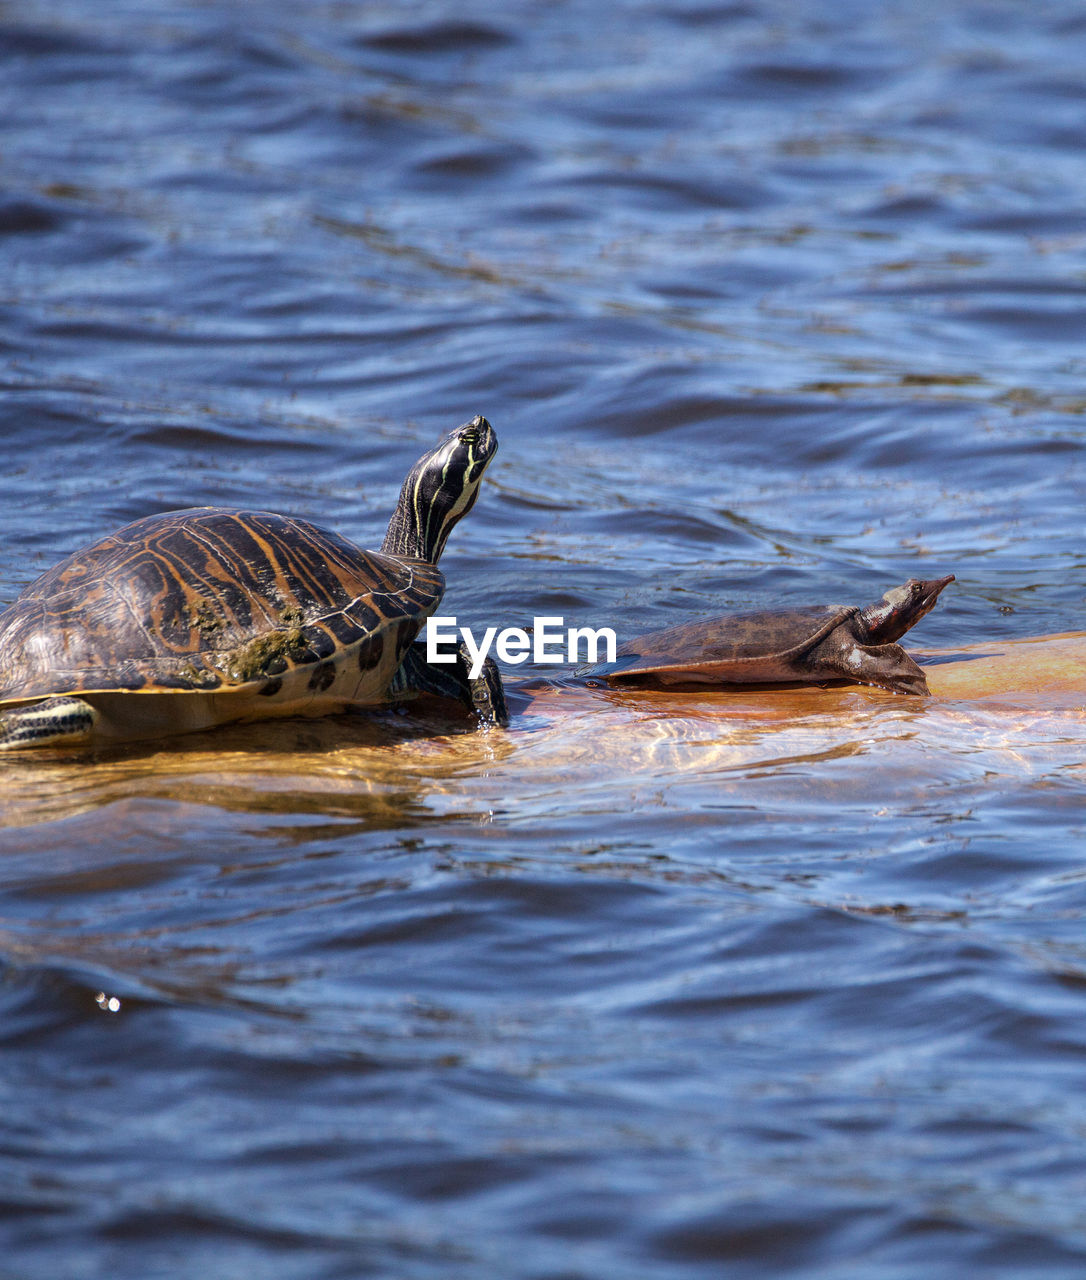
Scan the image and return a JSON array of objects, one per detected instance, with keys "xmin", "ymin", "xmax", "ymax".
[{"xmin": 816, "ymin": 639, "xmax": 930, "ymax": 695}]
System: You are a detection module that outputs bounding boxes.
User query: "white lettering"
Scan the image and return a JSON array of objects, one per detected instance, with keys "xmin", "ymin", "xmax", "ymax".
[
  {"xmin": 533, "ymin": 616, "xmax": 566, "ymax": 663},
  {"xmin": 496, "ymin": 627, "xmax": 531, "ymax": 664},
  {"xmin": 426, "ymin": 616, "xmax": 460, "ymax": 664},
  {"xmin": 567, "ymin": 626, "xmax": 617, "ymax": 665},
  {"xmin": 427, "ymin": 616, "xmax": 619, "ymax": 676},
  {"xmin": 460, "ymin": 625, "xmax": 498, "ymax": 680}
]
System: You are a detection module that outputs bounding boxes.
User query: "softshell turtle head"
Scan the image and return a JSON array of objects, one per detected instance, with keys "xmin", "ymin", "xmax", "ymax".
[{"xmin": 857, "ymin": 575, "xmax": 954, "ymax": 644}]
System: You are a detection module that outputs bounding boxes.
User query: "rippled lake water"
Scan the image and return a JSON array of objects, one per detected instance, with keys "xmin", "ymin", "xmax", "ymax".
[{"xmin": 2, "ymin": 2, "xmax": 1086, "ymax": 1276}]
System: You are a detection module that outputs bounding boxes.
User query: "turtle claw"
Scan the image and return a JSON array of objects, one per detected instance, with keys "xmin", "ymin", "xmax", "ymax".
[
  {"xmin": 456, "ymin": 646, "xmax": 509, "ymax": 728},
  {"xmin": 844, "ymin": 643, "xmax": 931, "ymax": 696},
  {"xmin": 878, "ymin": 668, "xmax": 931, "ymax": 697}
]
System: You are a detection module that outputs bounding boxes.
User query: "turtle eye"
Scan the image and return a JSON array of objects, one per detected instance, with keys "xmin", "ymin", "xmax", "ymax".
[{"xmin": 458, "ymin": 415, "xmax": 490, "ymax": 448}]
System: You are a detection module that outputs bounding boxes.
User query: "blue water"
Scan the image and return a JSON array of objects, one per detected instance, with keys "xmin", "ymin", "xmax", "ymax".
[{"xmin": 2, "ymin": 2, "xmax": 1085, "ymax": 1276}]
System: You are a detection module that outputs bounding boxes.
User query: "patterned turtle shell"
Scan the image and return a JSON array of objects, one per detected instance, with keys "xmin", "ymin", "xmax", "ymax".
[
  {"xmin": 584, "ymin": 575, "xmax": 955, "ymax": 698},
  {"xmin": 593, "ymin": 605, "xmax": 858, "ymax": 679},
  {"xmin": 0, "ymin": 507, "xmax": 443, "ymax": 706}
]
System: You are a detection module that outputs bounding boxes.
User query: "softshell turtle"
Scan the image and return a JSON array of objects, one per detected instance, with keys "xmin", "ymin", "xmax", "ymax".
[
  {"xmin": 0, "ymin": 416, "xmax": 507, "ymax": 750},
  {"xmin": 585, "ymin": 575, "xmax": 955, "ymax": 696}
]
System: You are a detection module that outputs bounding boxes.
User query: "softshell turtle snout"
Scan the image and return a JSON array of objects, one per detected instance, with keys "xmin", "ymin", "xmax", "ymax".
[
  {"xmin": 906, "ymin": 573, "xmax": 956, "ymax": 617},
  {"xmin": 860, "ymin": 573, "xmax": 955, "ymax": 643}
]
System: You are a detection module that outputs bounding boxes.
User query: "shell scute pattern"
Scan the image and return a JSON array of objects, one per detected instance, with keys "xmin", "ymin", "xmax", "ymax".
[
  {"xmin": 356, "ymin": 632, "xmax": 384, "ymax": 672},
  {"xmin": 307, "ymin": 663, "xmax": 338, "ymax": 694},
  {"xmin": 0, "ymin": 508, "xmax": 444, "ymax": 703},
  {"xmin": 613, "ymin": 605, "xmax": 856, "ymax": 674}
]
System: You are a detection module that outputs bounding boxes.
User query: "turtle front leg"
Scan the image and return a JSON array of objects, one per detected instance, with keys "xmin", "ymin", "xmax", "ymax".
[
  {"xmin": 457, "ymin": 645, "xmax": 509, "ymax": 727},
  {"xmin": 393, "ymin": 643, "xmax": 509, "ymax": 727},
  {"xmin": 0, "ymin": 696, "xmax": 99, "ymax": 749},
  {"xmin": 821, "ymin": 641, "xmax": 931, "ymax": 696}
]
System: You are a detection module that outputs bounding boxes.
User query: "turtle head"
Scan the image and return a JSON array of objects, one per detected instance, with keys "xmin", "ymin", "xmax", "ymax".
[
  {"xmin": 381, "ymin": 416, "xmax": 497, "ymax": 563},
  {"xmin": 857, "ymin": 574, "xmax": 955, "ymax": 643}
]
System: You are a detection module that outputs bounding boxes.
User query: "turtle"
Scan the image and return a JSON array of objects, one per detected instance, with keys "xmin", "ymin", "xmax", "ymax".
[
  {"xmin": 582, "ymin": 575, "xmax": 955, "ymax": 696},
  {"xmin": 0, "ymin": 415, "xmax": 507, "ymax": 750}
]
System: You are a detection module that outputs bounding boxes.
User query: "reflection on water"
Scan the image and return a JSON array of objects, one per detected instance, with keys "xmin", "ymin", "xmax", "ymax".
[
  {"xmin": 4, "ymin": 638, "xmax": 1083, "ymax": 837},
  {"xmin": 3, "ymin": 0, "xmax": 1086, "ymax": 1276}
]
